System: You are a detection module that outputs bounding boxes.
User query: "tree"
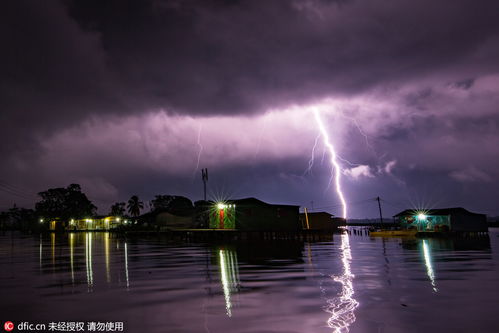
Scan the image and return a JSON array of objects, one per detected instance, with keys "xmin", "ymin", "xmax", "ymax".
[
  {"xmin": 127, "ymin": 195, "xmax": 143, "ymax": 217},
  {"xmin": 35, "ymin": 184, "xmax": 96, "ymax": 220},
  {"xmin": 110, "ymin": 202, "xmax": 126, "ymax": 216},
  {"xmin": 151, "ymin": 195, "xmax": 193, "ymax": 216},
  {"xmin": 0, "ymin": 205, "xmax": 38, "ymax": 232}
]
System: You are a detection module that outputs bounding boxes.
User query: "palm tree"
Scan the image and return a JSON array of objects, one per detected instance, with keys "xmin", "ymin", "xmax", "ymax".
[
  {"xmin": 127, "ymin": 195, "xmax": 143, "ymax": 217},
  {"xmin": 110, "ymin": 202, "xmax": 126, "ymax": 216}
]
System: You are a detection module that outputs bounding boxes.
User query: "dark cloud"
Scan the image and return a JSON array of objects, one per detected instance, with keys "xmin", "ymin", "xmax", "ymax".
[
  {"xmin": 2, "ymin": 0, "xmax": 499, "ymax": 216},
  {"xmin": 4, "ymin": 0, "xmax": 499, "ymax": 121}
]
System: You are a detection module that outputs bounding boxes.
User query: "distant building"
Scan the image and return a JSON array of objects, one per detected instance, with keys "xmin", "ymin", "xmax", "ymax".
[
  {"xmin": 209, "ymin": 198, "xmax": 301, "ymax": 231},
  {"xmin": 394, "ymin": 208, "xmax": 487, "ymax": 232},
  {"xmin": 49, "ymin": 216, "xmax": 127, "ymax": 231},
  {"xmin": 155, "ymin": 211, "xmax": 194, "ymax": 230},
  {"xmin": 139, "ymin": 197, "xmax": 196, "ymax": 230},
  {"xmin": 299, "ymin": 212, "xmax": 345, "ymax": 230}
]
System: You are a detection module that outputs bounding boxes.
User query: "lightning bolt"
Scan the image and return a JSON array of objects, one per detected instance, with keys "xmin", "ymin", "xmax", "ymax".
[
  {"xmin": 304, "ymin": 133, "xmax": 321, "ymax": 175},
  {"xmin": 341, "ymin": 112, "xmax": 372, "ymax": 149},
  {"xmin": 324, "ymin": 154, "xmax": 363, "ymax": 192},
  {"xmin": 313, "ymin": 109, "xmax": 348, "ymax": 218},
  {"xmin": 193, "ymin": 124, "xmax": 203, "ymax": 179}
]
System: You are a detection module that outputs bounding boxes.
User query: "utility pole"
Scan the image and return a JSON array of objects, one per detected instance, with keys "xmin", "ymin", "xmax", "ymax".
[
  {"xmin": 376, "ymin": 196, "xmax": 383, "ymax": 227},
  {"xmin": 201, "ymin": 168, "xmax": 208, "ymax": 201}
]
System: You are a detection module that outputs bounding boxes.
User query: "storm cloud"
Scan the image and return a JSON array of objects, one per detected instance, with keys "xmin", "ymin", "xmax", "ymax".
[{"xmin": 1, "ymin": 0, "xmax": 499, "ymax": 217}]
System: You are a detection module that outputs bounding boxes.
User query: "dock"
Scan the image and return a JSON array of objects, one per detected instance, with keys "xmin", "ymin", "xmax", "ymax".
[{"xmin": 123, "ymin": 228, "xmax": 341, "ymax": 241}]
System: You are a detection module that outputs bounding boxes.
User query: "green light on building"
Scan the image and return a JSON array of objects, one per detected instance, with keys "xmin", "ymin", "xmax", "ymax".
[{"xmin": 209, "ymin": 202, "xmax": 236, "ymax": 229}]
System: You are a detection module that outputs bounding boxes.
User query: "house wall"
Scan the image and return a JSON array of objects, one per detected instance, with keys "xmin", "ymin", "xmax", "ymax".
[
  {"xmin": 235, "ymin": 204, "xmax": 300, "ymax": 231},
  {"xmin": 70, "ymin": 217, "xmax": 122, "ymax": 230},
  {"xmin": 209, "ymin": 206, "xmax": 236, "ymax": 229},
  {"xmin": 299, "ymin": 213, "xmax": 339, "ymax": 230},
  {"xmin": 156, "ymin": 212, "xmax": 194, "ymax": 229},
  {"xmin": 451, "ymin": 213, "xmax": 488, "ymax": 232},
  {"xmin": 399, "ymin": 212, "xmax": 487, "ymax": 232},
  {"xmin": 400, "ymin": 215, "xmax": 450, "ymax": 231}
]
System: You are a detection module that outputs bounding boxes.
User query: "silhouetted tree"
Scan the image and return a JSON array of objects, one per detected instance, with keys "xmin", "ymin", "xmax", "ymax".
[
  {"xmin": 1, "ymin": 205, "xmax": 39, "ymax": 232},
  {"xmin": 35, "ymin": 184, "xmax": 96, "ymax": 220},
  {"xmin": 110, "ymin": 202, "xmax": 126, "ymax": 216},
  {"xmin": 127, "ymin": 195, "xmax": 143, "ymax": 217},
  {"xmin": 0, "ymin": 211, "xmax": 10, "ymax": 229},
  {"xmin": 151, "ymin": 195, "xmax": 193, "ymax": 216},
  {"xmin": 193, "ymin": 200, "xmax": 211, "ymax": 228}
]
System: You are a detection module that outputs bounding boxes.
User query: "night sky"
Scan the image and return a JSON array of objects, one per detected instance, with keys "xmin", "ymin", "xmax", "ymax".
[{"xmin": 1, "ymin": 0, "xmax": 499, "ymax": 218}]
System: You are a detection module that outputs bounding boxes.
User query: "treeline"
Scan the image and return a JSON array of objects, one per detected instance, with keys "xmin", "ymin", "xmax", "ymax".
[{"xmin": 0, "ymin": 183, "xmax": 200, "ymax": 232}]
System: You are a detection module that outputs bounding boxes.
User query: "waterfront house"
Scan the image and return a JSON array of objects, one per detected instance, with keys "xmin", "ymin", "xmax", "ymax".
[
  {"xmin": 155, "ymin": 211, "xmax": 194, "ymax": 230},
  {"xmin": 394, "ymin": 208, "xmax": 487, "ymax": 232},
  {"xmin": 47, "ymin": 216, "xmax": 127, "ymax": 231},
  {"xmin": 209, "ymin": 198, "xmax": 301, "ymax": 231},
  {"xmin": 299, "ymin": 212, "xmax": 345, "ymax": 230}
]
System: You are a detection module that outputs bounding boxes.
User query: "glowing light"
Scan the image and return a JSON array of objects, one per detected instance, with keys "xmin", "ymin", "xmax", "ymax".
[
  {"xmin": 217, "ymin": 203, "xmax": 227, "ymax": 210},
  {"xmin": 422, "ymin": 240, "xmax": 438, "ymax": 292},
  {"xmin": 326, "ymin": 233, "xmax": 358, "ymax": 332},
  {"xmin": 313, "ymin": 109, "xmax": 347, "ymax": 218},
  {"xmin": 39, "ymin": 218, "xmax": 44, "ymax": 223},
  {"xmin": 116, "ymin": 217, "xmax": 121, "ymax": 222},
  {"xmin": 418, "ymin": 213, "xmax": 427, "ymax": 221}
]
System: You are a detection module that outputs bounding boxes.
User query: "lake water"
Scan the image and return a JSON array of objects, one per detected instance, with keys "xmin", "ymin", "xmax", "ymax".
[{"xmin": 1, "ymin": 229, "xmax": 498, "ymax": 333}]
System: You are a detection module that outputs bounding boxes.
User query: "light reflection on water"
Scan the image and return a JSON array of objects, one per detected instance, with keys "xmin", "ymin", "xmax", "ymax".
[
  {"xmin": 0, "ymin": 229, "xmax": 498, "ymax": 333},
  {"xmin": 422, "ymin": 240, "xmax": 437, "ymax": 292},
  {"xmin": 218, "ymin": 247, "xmax": 240, "ymax": 317},
  {"xmin": 85, "ymin": 232, "xmax": 93, "ymax": 288},
  {"xmin": 326, "ymin": 232, "xmax": 359, "ymax": 333}
]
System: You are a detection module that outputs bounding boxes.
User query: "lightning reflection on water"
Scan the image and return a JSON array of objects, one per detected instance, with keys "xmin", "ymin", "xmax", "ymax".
[{"xmin": 326, "ymin": 233, "xmax": 358, "ymax": 333}]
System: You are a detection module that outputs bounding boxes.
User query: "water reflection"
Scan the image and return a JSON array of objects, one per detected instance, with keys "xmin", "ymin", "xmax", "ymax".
[
  {"xmin": 51, "ymin": 232, "xmax": 55, "ymax": 268},
  {"xmin": 104, "ymin": 232, "xmax": 110, "ymax": 283},
  {"xmin": 326, "ymin": 233, "xmax": 358, "ymax": 333},
  {"xmin": 218, "ymin": 247, "xmax": 240, "ymax": 317},
  {"xmin": 3, "ymin": 230, "xmax": 498, "ymax": 332},
  {"xmin": 124, "ymin": 241, "xmax": 130, "ymax": 289},
  {"xmin": 399, "ymin": 235, "xmax": 491, "ymax": 293},
  {"xmin": 37, "ymin": 232, "xmax": 132, "ymax": 291},
  {"xmin": 85, "ymin": 233, "xmax": 93, "ymax": 288},
  {"xmin": 39, "ymin": 234, "xmax": 42, "ymax": 271},
  {"xmin": 212, "ymin": 241, "xmax": 304, "ymax": 318},
  {"xmin": 422, "ymin": 240, "xmax": 437, "ymax": 292},
  {"xmin": 401, "ymin": 236, "xmax": 491, "ymax": 252},
  {"xmin": 69, "ymin": 233, "xmax": 74, "ymax": 284}
]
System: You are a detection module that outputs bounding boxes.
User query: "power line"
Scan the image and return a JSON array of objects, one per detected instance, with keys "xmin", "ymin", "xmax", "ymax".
[
  {"xmin": 0, "ymin": 180, "xmax": 37, "ymax": 199},
  {"xmin": 0, "ymin": 184, "xmax": 34, "ymax": 200}
]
